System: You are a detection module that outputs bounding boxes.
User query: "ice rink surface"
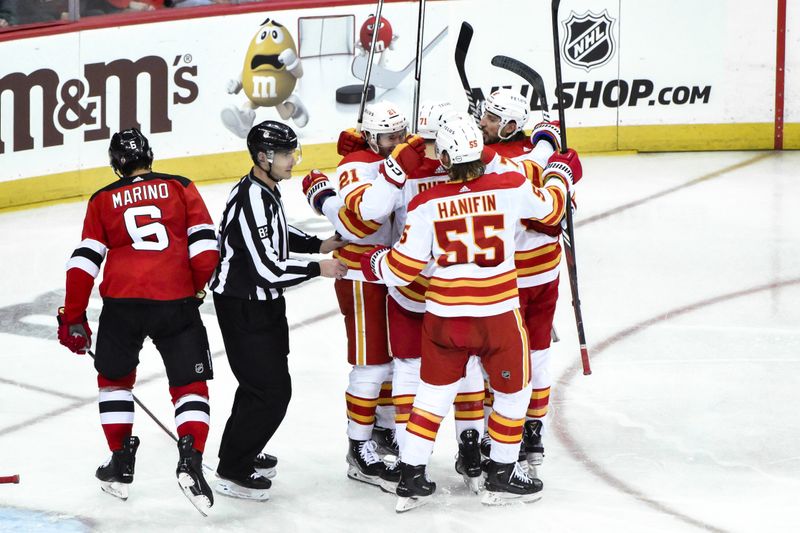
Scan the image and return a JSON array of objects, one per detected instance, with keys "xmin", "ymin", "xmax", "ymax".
[{"xmin": 1, "ymin": 150, "xmax": 798, "ymax": 532}]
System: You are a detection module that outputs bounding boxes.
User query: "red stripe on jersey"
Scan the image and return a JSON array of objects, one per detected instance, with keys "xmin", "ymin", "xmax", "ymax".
[
  {"xmin": 489, "ymin": 139, "xmax": 533, "ymax": 159},
  {"xmin": 515, "ymin": 242, "xmax": 562, "ymax": 277},
  {"xmin": 338, "ymin": 207, "xmax": 381, "ymax": 238},
  {"xmin": 344, "ymin": 183, "xmax": 370, "ymax": 213},
  {"xmin": 334, "ymin": 244, "xmax": 375, "ymax": 270},
  {"xmin": 407, "ymin": 172, "xmax": 527, "ymax": 212}
]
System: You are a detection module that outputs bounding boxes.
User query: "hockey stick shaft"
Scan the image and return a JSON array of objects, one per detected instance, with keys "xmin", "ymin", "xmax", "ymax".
[
  {"xmin": 0, "ymin": 474, "xmax": 20, "ymax": 484},
  {"xmin": 357, "ymin": 0, "xmax": 385, "ymax": 131},
  {"xmin": 411, "ymin": 0, "xmax": 427, "ymax": 133},
  {"xmin": 490, "ymin": 55, "xmax": 550, "ymax": 121},
  {"xmin": 455, "ymin": 22, "xmax": 479, "ymax": 121},
  {"xmin": 551, "ymin": 0, "xmax": 590, "ymax": 375}
]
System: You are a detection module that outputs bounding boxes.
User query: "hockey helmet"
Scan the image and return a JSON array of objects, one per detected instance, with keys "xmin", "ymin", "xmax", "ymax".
[
  {"xmin": 109, "ymin": 128, "xmax": 154, "ymax": 177},
  {"xmin": 417, "ymin": 101, "xmax": 458, "ymax": 140},
  {"xmin": 247, "ymin": 120, "xmax": 302, "ymax": 166},
  {"xmin": 361, "ymin": 101, "xmax": 408, "ymax": 153},
  {"xmin": 481, "ymin": 88, "xmax": 530, "ymax": 140},
  {"xmin": 435, "ymin": 117, "xmax": 483, "ymax": 168}
]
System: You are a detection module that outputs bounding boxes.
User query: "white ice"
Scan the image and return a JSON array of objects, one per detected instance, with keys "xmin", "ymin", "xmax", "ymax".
[{"xmin": 1, "ymin": 150, "xmax": 799, "ymax": 532}]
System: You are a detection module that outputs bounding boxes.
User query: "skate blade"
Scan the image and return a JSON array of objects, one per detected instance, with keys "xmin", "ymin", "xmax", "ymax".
[
  {"xmin": 177, "ymin": 472, "xmax": 212, "ymax": 517},
  {"xmin": 395, "ymin": 495, "xmax": 432, "ymax": 513},
  {"xmin": 378, "ymin": 477, "xmax": 399, "ymax": 495},
  {"xmin": 214, "ymin": 479, "xmax": 270, "ymax": 502},
  {"xmin": 100, "ymin": 481, "xmax": 129, "ymax": 501},
  {"xmin": 255, "ymin": 466, "xmax": 277, "ymax": 480},
  {"xmin": 461, "ymin": 474, "xmax": 482, "ymax": 495},
  {"xmin": 481, "ymin": 489, "xmax": 543, "ymax": 506},
  {"xmin": 346, "ymin": 464, "xmax": 382, "ymax": 488}
]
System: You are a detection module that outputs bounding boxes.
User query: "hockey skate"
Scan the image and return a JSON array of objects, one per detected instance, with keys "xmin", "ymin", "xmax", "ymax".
[
  {"xmin": 482, "ymin": 459, "xmax": 543, "ymax": 506},
  {"xmin": 215, "ymin": 469, "xmax": 271, "ymax": 501},
  {"xmin": 372, "ymin": 426, "xmax": 399, "ymax": 458},
  {"xmin": 254, "ymin": 452, "xmax": 278, "ymax": 479},
  {"xmin": 378, "ymin": 459, "xmax": 401, "ymax": 495},
  {"xmin": 395, "ymin": 462, "xmax": 436, "ymax": 513},
  {"xmin": 176, "ymin": 435, "xmax": 214, "ymax": 516},
  {"xmin": 454, "ymin": 429, "xmax": 483, "ymax": 494},
  {"xmin": 480, "ymin": 431, "xmax": 491, "ymax": 459},
  {"xmin": 96, "ymin": 435, "xmax": 140, "ymax": 501},
  {"xmin": 522, "ymin": 419, "xmax": 544, "ymax": 477},
  {"xmin": 346, "ymin": 439, "xmax": 389, "ymax": 488}
]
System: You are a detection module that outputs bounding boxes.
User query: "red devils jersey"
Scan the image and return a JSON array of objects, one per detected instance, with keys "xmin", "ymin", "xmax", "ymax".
[{"xmin": 63, "ymin": 172, "xmax": 219, "ymax": 323}]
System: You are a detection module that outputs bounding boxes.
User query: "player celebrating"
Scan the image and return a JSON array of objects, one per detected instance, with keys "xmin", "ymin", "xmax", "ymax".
[
  {"xmin": 57, "ymin": 128, "xmax": 219, "ymax": 515},
  {"xmin": 305, "ymin": 101, "xmax": 488, "ymax": 493},
  {"xmin": 302, "ymin": 101, "xmax": 425, "ymax": 490},
  {"xmin": 361, "ymin": 118, "xmax": 581, "ymax": 511},
  {"xmin": 479, "ymin": 88, "xmax": 566, "ymax": 473}
]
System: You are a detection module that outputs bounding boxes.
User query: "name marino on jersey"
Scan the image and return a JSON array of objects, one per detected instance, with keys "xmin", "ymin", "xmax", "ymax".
[{"xmin": 112, "ymin": 182, "xmax": 170, "ymax": 208}]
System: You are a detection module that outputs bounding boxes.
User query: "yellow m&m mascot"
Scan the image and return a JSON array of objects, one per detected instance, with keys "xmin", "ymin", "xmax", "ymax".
[{"xmin": 222, "ymin": 18, "xmax": 308, "ymax": 137}]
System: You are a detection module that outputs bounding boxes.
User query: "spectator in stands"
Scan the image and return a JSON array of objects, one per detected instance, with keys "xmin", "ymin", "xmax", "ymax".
[{"xmin": 0, "ymin": 1, "xmax": 16, "ymax": 27}]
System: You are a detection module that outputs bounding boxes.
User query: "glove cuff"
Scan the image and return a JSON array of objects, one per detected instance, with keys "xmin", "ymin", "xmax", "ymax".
[
  {"xmin": 306, "ymin": 182, "xmax": 335, "ymax": 215},
  {"xmin": 531, "ymin": 123, "xmax": 562, "ymax": 152},
  {"xmin": 381, "ymin": 156, "xmax": 407, "ymax": 188},
  {"xmin": 543, "ymin": 161, "xmax": 572, "ymax": 192}
]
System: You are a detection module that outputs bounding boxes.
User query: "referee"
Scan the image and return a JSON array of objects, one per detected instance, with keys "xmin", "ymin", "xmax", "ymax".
[{"xmin": 209, "ymin": 120, "xmax": 346, "ymax": 500}]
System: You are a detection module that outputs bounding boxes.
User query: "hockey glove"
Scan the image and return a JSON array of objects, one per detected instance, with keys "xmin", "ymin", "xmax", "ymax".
[
  {"xmin": 543, "ymin": 148, "xmax": 582, "ymax": 191},
  {"xmin": 360, "ymin": 245, "xmax": 390, "ymax": 282},
  {"xmin": 337, "ymin": 128, "xmax": 367, "ymax": 156},
  {"xmin": 530, "ymin": 120, "xmax": 561, "ymax": 152},
  {"xmin": 57, "ymin": 306, "xmax": 92, "ymax": 355},
  {"xmin": 381, "ymin": 135, "xmax": 426, "ymax": 188},
  {"xmin": 302, "ymin": 170, "xmax": 337, "ymax": 215}
]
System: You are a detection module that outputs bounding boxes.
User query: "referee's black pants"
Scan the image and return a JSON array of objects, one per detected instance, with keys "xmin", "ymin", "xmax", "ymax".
[{"xmin": 213, "ymin": 293, "xmax": 292, "ymax": 480}]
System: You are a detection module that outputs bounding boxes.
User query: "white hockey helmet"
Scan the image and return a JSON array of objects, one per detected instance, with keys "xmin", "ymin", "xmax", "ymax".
[
  {"xmin": 362, "ymin": 100, "xmax": 408, "ymax": 152},
  {"xmin": 435, "ymin": 117, "xmax": 484, "ymax": 168},
  {"xmin": 481, "ymin": 88, "xmax": 530, "ymax": 140},
  {"xmin": 417, "ymin": 101, "xmax": 457, "ymax": 140}
]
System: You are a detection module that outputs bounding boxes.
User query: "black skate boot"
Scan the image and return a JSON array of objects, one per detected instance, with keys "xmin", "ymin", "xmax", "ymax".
[
  {"xmin": 522, "ymin": 419, "xmax": 544, "ymax": 476},
  {"xmin": 254, "ymin": 452, "xmax": 278, "ymax": 479},
  {"xmin": 455, "ymin": 429, "xmax": 483, "ymax": 494},
  {"xmin": 480, "ymin": 431, "xmax": 491, "ymax": 459},
  {"xmin": 482, "ymin": 459, "xmax": 543, "ymax": 506},
  {"xmin": 346, "ymin": 439, "xmax": 388, "ymax": 487},
  {"xmin": 378, "ymin": 458, "xmax": 401, "ymax": 495},
  {"xmin": 96, "ymin": 435, "xmax": 140, "ymax": 500},
  {"xmin": 372, "ymin": 426, "xmax": 399, "ymax": 457},
  {"xmin": 395, "ymin": 462, "xmax": 436, "ymax": 513},
  {"xmin": 215, "ymin": 468, "xmax": 272, "ymax": 501},
  {"xmin": 176, "ymin": 435, "xmax": 214, "ymax": 516}
]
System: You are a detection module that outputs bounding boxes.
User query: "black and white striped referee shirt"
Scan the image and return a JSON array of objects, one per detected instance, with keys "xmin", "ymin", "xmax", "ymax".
[{"xmin": 209, "ymin": 172, "xmax": 322, "ymax": 300}]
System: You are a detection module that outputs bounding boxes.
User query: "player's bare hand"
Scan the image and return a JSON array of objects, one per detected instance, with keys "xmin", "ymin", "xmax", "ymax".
[
  {"xmin": 320, "ymin": 259, "xmax": 347, "ymax": 279},
  {"xmin": 320, "ymin": 234, "xmax": 346, "ymax": 254}
]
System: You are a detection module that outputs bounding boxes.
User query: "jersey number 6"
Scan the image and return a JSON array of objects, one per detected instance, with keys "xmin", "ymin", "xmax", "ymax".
[
  {"xmin": 124, "ymin": 205, "xmax": 170, "ymax": 251},
  {"xmin": 434, "ymin": 214, "xmax": 505, "ymax": 267}
]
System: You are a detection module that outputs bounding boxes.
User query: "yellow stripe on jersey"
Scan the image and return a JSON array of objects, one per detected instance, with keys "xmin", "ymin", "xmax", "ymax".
[
  {"xmin": 428, "ymin": 271, "xmax": 517, "ymax": 288},
  {"xmin": 426, "ymin": 288, "xmax": 519, "ymax": 305},
  {"xmin": 515, "ymin": 242, "xmax": 559, "ymax": 261},
  {"xmin": 354, "ymin": 282, "xmax": 366, "ymax": 365},
  {"xmin": 514, "ymin": 308, "xmax": 530, "ymax": 386}
]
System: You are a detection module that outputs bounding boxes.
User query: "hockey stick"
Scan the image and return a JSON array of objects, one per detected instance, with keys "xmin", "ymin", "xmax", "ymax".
[
  {"xmin": 411, "ymin": 0, "xmax": 427, "ymax": 133},
  {"xmin": 490, "ymin": 55, "xmax": 551, "ymax": 121},
  {"xmin": 491, "ymin": 53, "xmax": 589, "ymax": 373},
  {"xmin": 356, "ymin": 0, "xmax": 385, "ymax": 132},
  {"xmin": 551, "ymin": 0, "xmax": 591, "ymax": 375},
  {"xmin": 351, "ymin": 26, "xmax": 447, "ymax": 90},
  {"xmin": 454, "ymin": 22, "xmax": 481, "ymax": 122},
  {"xmin": 0, "ymin": 474, "xmax": 20, "ymax": 484}
]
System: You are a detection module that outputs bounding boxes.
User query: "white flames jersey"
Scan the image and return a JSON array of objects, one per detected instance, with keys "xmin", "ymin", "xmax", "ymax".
[
  {"xmin": 374, "ymin": 170, "xmax": 568, "ymax": 318},
  {"xmin": 489, "ymin": 138, "xmax": 563, "ymax": 288},
  {"xmin": 320, "ymin": 149, "xmax": 400, "ymax": 281}
]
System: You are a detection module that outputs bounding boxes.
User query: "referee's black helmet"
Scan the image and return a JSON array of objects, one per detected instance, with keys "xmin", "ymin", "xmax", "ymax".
[{"xmin": 247, "ymin": 120, "xmax": 299, "ymax": 166}]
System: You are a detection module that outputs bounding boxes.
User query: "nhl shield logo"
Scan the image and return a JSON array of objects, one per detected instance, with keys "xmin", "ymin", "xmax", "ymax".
[{"xmin": 562, "ymin": 10, "xmax": 616, "ymax": 72}]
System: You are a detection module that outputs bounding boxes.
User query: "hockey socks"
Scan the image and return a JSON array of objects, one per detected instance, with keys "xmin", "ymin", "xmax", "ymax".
[
  {"xmin": 98, "ymin": 371, "xmax": 136, "ymax": 451},
  {"xmin": 170, "ymin": 381, "xmax": 210, "ymax": 453}
]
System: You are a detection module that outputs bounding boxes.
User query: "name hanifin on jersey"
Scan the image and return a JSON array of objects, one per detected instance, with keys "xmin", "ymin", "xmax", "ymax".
[
  {"xmin": 112, "ymin": 183, "xmax": 170, "ymax": 208},
  {"xmin": 436, "ymin": 194, "xmax": 497, "ymax": 218}
]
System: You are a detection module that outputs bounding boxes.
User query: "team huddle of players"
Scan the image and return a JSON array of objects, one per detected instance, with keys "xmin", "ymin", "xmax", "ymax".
[{"xmin": 301, "ymin": 89, "xmax": 582, "ymax": 511}]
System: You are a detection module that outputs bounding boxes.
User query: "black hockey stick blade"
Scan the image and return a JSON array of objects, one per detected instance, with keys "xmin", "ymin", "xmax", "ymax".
[
  {"xmin": 455, "ymin": 22, "xmax": 480, "ymax": 121},
  {"xmin": 491, "ymin": 55, "xmax": 550, "ymax": 119}
]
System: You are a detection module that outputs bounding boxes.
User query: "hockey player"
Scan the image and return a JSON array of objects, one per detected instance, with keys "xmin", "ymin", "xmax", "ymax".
[
  {"xmin": 479, "ymin": 88, "xmax": 566, "ymax": 473},
  {"xmin": 57, "ymin": 128, "xmax": 219, "ymax": 515},
  {"xmin": 210, "ymin": 120, "xmax": 346, "ymax": 501},
  {"xmin": 361, "ymin": 118, "xmax": 582, "ymax": 511},
  {"xmin": 301, "ymin": 101, "xmax": 426, "ymax": 491},
  {"xmin": 305, "ymin": 101, "xmax": 488, "ymax": 493}
]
